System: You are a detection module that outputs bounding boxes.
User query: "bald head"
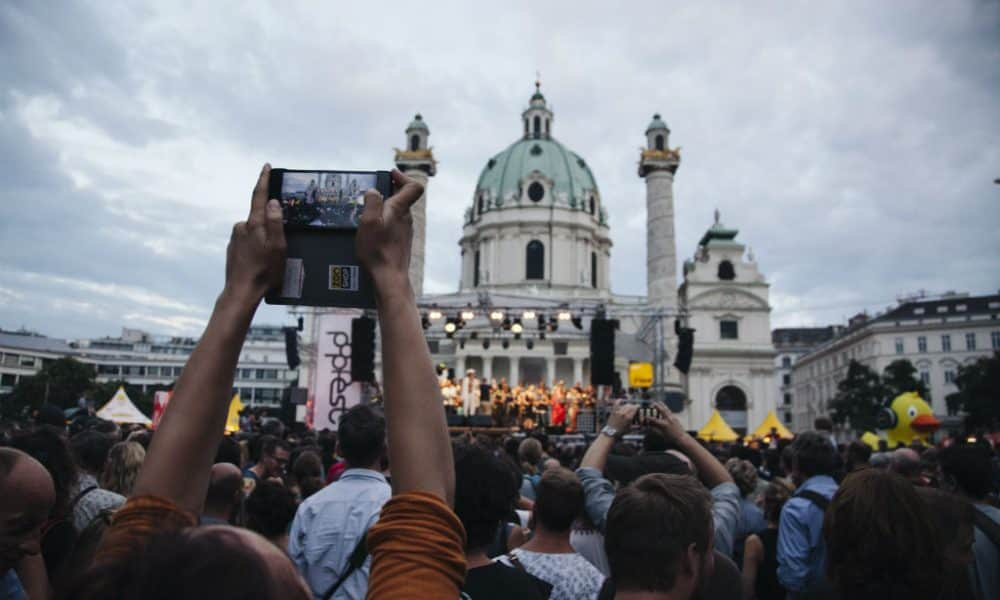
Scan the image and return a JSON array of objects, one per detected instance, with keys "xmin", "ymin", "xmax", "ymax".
[
  {"xmin": 204, "ymin": 462, "xmax": 244, "ymax": 519},
  {"xmin": 0, "ymin": 448, "xmax": 55, "ymax": 571},
  {"xmin": 891, "ymin": 448, "xmax": 922, "ymax": 478}
]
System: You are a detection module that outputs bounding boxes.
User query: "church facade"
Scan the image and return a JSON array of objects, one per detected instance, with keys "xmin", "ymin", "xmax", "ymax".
[{"xmin": 302, "ymin": 85, "xmax": 779, "ymax": 432}]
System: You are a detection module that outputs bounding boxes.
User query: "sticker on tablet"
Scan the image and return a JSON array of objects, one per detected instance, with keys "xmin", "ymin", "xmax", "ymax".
[{"xmin": 329, "ymin": 265, "xmax": 359, "ymax": 292}]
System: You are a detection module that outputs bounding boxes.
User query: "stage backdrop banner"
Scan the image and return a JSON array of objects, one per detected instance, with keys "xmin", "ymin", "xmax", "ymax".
[{"xmin": 312, "ymin": 312, "xmax": 363, "ymax": 431}]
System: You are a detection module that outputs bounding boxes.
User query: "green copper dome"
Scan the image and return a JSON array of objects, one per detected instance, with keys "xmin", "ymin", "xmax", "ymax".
[
  {"xmin": 407, "ymin": 113, "xmax": 428, "ymax": 132},
  {"xmin": 646, "ymin": 113, "xmax": 669, "ymax": 133},
  {"xmin": 474, "ymin": 137, "xmax": 600, "ymax": 210}
]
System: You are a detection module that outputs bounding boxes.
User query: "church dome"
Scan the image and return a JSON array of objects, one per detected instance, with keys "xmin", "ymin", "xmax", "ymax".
[{"xmin": 474, "ymin": 137, "xmax": 600, "ymax": 211}]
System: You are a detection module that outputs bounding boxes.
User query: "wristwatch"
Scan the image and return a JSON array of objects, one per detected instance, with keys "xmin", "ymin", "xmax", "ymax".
[{"xmin": 600, "ymin": 425, "xmax": 619, "ymax": 439}]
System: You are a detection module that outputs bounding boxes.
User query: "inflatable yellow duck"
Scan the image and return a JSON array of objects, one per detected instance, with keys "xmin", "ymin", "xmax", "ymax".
[{"xmin": 884, "ymin": 392, "xmax": 940, "ymax": 447}]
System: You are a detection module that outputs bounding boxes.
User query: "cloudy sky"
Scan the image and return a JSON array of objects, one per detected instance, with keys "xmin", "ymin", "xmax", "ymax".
[{"xmin": 1, "ymin": 0, "xmax": 998, "ymax": 341}]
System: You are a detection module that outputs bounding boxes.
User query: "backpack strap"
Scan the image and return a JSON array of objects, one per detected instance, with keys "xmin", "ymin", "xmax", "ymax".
[
  {"xmin": 321, "ymin": 534, "xmax": 369, "ymax": 600},
  {"xmin": 973, "ymin": 508, "xmax": 1000, "ymax": 551},
  {"xmin": 796, "ymin": 489, "xmax": 830, "ymax": 511},
  {"xmin": 504, "ymin": 550, "xmax": 527, "ymax": 572},
  {"xmin": 68, "ymin": 485, "xmax": 98, "ymax": 512}
]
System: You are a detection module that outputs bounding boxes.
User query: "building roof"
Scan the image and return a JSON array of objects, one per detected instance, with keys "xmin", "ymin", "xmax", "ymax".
[
  {"xmin": 698, "ymin": 210, "xmax": 739, "ymax": 247},
  {"xmin": 0, "ymin": 330, "xmax": 72, "ymax": 354},
  {"xmin": 645, "ymin": 113, "xmax": 670, "ymax": 133},
  {"xmin": 406, "ymin": 113, "xmax": 428, "ymax": 132},
  {"xmin": 871, "ymin": 293, "xmax": 1000, "ymax": 324}
]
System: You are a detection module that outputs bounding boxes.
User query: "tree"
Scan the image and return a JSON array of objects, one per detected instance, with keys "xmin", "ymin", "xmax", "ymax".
[
  {"xmin": 949, "ymin": 352, "xmax": 1000, "ymax": 429},
  {"xmin": 830, "ymin": 360, "xmax": 888, "ymax": 433},
  {"xmin": 5, "ymin": 357, "xmax": 96, "ymax": 417},
  {"xmin": 882, "ymin": 359, "xmax": 930, "ymax": 400}
]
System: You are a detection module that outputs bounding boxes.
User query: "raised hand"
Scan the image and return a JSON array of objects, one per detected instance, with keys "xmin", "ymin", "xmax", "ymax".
[
  {"xmin": 224, "ymin": 163, "xmax": 287, "ymax": 303},
  {"xmin": 647, "ymin": 401, "xmax": 687, "ymax": 444},
  {"xmin": 607, "ymin": 400, "xmax": 640, "ymax": 433},
  {"xmin": 356, "ymin": 170, "xmax": 424, "ymax": 293}
]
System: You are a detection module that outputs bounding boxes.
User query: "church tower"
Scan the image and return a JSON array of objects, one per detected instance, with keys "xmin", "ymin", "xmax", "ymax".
[
  {"xmin": 638, "ymin": 114, "xmax": 680, "ymax": 310},
  {"xmin": 395, "ymin": 114, "xmax": 436, "ymax": 296}
]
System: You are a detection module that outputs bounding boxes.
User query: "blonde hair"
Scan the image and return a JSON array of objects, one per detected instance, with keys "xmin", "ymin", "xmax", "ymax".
[{"xmin": 100, "ymin": 441, "xmax": 146, "ymax": 496}]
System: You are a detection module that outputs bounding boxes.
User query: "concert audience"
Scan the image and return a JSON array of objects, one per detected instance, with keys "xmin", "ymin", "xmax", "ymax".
[
  {"xmin": 726, "ymin": 458, "xmax": 766, "ymax": 567},
  {"xmin": 741, "ymin": 479, "xmax": 794, "ymax": 600},
  {"xmin": 0, "ymin": 448, "xmax": 56, "ymax": 600},
  {"xmin": 243, "ymin": 434, "xmax": 290, "ymax": 492},
  {"xmin": 99, "ymin": 441, "xmax": 146, "ymax": 497},
  {"xmin": 68, "ymin": 429, "xmax": 126, "ymax": 531},
  {"xmin": 201, "ymin": 462, "xmax": 244, "ymax": 526},
  {"xmin": 246, "ymin": 480, "xmax": 298, "ymax": 550}
]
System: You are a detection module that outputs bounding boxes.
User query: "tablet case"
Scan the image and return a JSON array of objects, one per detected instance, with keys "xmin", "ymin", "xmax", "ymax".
[{"xmin": 265, "ymin": 169, "xmax": 392, "ymax": 309}]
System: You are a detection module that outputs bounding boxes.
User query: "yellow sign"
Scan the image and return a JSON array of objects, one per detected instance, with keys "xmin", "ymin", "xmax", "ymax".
[{"xmin": 628, "ymin": 362, "xmax": 654, "ymax": 388}]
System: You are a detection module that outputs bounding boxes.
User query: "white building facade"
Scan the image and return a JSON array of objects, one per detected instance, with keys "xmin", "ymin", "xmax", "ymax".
[{"xmin": 790, "ymin": 292, "xmax": 1000, "ymax": 432}]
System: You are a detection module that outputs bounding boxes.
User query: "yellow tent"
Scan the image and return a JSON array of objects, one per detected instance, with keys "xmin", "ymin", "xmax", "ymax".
[
  {"xmin": 746, "ymin": 411, "xmax": 794, "ymax": 441},
  {"xmin": 697, "ymin": 410, "xmax": 740, "ymax": 442},
  {"xmin": 225, "ymin": 393, "xmax": 245, "ymax": 433}
]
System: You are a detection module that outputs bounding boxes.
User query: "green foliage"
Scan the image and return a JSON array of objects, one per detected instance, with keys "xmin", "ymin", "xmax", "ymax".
[
  {"xmin": 882, "ymin": 359, "xmax": 930, "ymax": 400},
  {"xmin": 830, "ymin": 360, "xmax": 888, "ymax": 433},
  {"xmin": 950, "ymin": 352, "xmax": 1000, "ymax": 429},
  {"xmin": 6, "ymin": 357, "xmax": 96, "ymax": 416}
]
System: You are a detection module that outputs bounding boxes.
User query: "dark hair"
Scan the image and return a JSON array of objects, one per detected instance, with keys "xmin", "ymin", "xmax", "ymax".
[
  {"xmin": 939, "ymin": 444, "xmax": 992, "ymax": 499},
  {"xmin": 257, "ymin": 435, "xmax": 290, "ymax": 460},
  {"xmin": 823, "ymin": 469, "xmax": 943, "ymax": 600},
  {"xmin": 64, "ymin": 527, "xmax": 307, "ymax": 600},
  {"xmin": 245, "ymin": 481, "xmax": 298, "ymax": 540},
  {"xmin": 35, "ymin": 404, "xmax": 67, "ymax": 429},
  {"xmin": 453, "ymin": 442, "xmax": 518, "ymax": 551},
  {"xmin": 11, "ymin": 427, "xmax": 79, "ymax": 518},
  {"xmin": 605, "ymin": 474, "xmax": 713, "ymax": 593},
  {"xmin": 791, "ymin": 431, "xmax": 836, "ymax": 478},
  {"xmin": 337, "ymin": 405, "xmax": 385, "ymax": 468},
  {"xmin": 70, "ymin": 430, "xmax": 116, "ymax": 474},
  {"xmin": 642, "ymin": 429, "xmax": 669, "ymax": 453},
  {"xmin": 915, "ymin": 487, "xmax": 975, "ymax": 565},
  {"xmin": 215, "ymin": 436, "xmax": 243, "ymax": 468},
  {"xmin": 291, "ymin": 451, "xmax": 325, "ymax": 500},
  {"xmin": 813, "ymin": 416, "xmax": 833, "ymax": 432},
  {"xmin": 762, "ymin": 479, "xmax": 794, "ymax": 523},
  {"xmin": 845, "ymin": 441, "xmax": 872, "ymax": 469},
  {"xmin": 534, "ymin": 467, "xmax": 583, "ymax": 532}
]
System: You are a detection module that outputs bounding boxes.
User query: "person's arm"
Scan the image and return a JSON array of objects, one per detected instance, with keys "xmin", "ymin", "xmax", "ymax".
[
  {"xmin": 775, "ymin": 500, "xmax": 810, "ymax": 593},
  {"xmin": 577, "ymin": 401, "xmax": 639, "ymax": 531},
  {"xmin": 647, "ymin": 401, "xmax": 731, "ymax": 488},
  {"xmin": 741, "ymin": 534, "xmax": 762, "ymax": 600},
  {"xmin": 15, "ymin": 553, "xmax": 51, "ymax": 600},
  {"xmin": 356, "ymin": 171, "xmax": 453, "ymax": 505},
  {"xmin": 132, "ymin": 164, "xmax": 285, "ymax": 513}
]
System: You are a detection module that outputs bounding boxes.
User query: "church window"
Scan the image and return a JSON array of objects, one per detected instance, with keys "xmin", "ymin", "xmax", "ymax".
[
  {"xmin": 474, "ymin": 250, "xmax": 481, "ymax": 287},
  {"xmin": 718, "ymin": 260, "xmax": 736, "ymax": 280},
  {"xmin": 655, "ymin": 134, "xmax": 664, "ymax": 151},
  {"xmin": 589, "ymin": 196, "xmax": 596, "ymax": 214},
  {"xmin": 527, "ymin": 182, "xmax": 545, "ymax": 203},
  {"xmin": 478, "ymin": 195, "xmax": 485, "ymax": 215},
  {"xmin": 591, "ymin": 252, "xmax": 598, "ymax": 288},
  {"xmin": 409, "ymin": 134, "xmax": 420, "ymax": 152},
  {"xmin": 533, "ymin": 116, "xmax": 541, "ymax": 138},
  {"xmin": 530, "ymin": 144, "xmax": 543, "ymax": 156},
  {"xmin": 526, "ymin": 240, "xmax": 544, "ymax": 280},
  {"xmin": 545, "ymin": 119, "xmax": 550, "ymax": 135},
  {"xmin": 524, "ymin": 119, "xmax": 529, "ymax": 137},
  {"xmin": 720, "ymin": 320, "xmax": 739, "ymax": 340}
]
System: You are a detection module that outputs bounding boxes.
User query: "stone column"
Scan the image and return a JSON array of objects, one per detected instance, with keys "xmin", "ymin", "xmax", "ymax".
[
  {"xmin": 395, "ymin": 115, "xmax": 436, "ymax": 297},
  {"xmin": 483, "ymin": 356, "xmax": 493, "ymax": 383},
  {"xmin": 545, "ymin": 357, "xmax": 556, "ymax": 387},
  {"xmin": 642, "ymin": 169, "xmax": 678, "ymax": 310},
  {"xmin": 405, "ymin": 170, "xmax": 429, "ymax": 296},
  {"xmin": 512, "ymin": 356, "xmax": 521, "ymax": 386},
  {"xmin": 455, "ymin": 355, "xmax": 465, "ymax": 379},
  {"xmin": 573, "ymin": 359, "xmax": 583, "ymax": 387}
]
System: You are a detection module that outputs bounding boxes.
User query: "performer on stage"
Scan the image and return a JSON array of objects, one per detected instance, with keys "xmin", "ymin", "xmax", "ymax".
[{"xmin": 460, "ymin": 369, "xmax": 480, "ymax": 416}]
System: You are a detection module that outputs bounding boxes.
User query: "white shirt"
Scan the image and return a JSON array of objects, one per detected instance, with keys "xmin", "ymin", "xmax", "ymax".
[
  {"xmin": 288, "ymin": 469, "xmax": 391, "ymax": 600},
  {"xmin": 498, "ymin": 548, "xmax": 605, "ymax": 600}
]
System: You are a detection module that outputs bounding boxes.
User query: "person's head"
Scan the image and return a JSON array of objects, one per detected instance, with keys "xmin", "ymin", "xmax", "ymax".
[
  {"xmin": 255, "ymin": 435, "xmax": 291, "ymax": 479},
  {"xmin": 69, "ymin": 525, "xmax": 310, "ymax": 600},
  {"xmin": 70, "ymin": 429, "xmax": 117, "ymax": 476},
  {"xmin": 10, "ymin": 427, "xmax": 78, "ymax": 518},
  {"xmin": 204, "ymin": 463, "xmax": 244, "ymax": 523},
  {"xmin": 34, "ymin": 403, "xmax": 66, "ymax": 430},
  {"xmin": 99, "ymin": 441, "xmax": 145, "ymax": 496},
  {"xmin": 724, "ymin": 458, "xmax": 758, "ymax": 498},
  {"xmin": 215, "ymin": 435, "xmax": 243, "ymax": 468},
  {"xmin": 761, "ymin": 479, "xmax": 794, "ymax": 524},
  {"xmin": 539, "ymin": 456, "xmax": 561, "ymax": 473},
  {"xmin": 605, "ymin": 474, "xmax": 714, "ymax": 597},
  {"xmin": 915, "ymin": 487, "xmax": 975, "ymax": 568},
  {"xmin": 291, "ymin": 451, "xmax": 325, "ymax": 500},
  {"xmin": 789, "ymin": 431, "xmax": 836, "ymax": 481},
  {"xmin": 517, "ymin": 437, "xmax": 543, "ymax": 472},
  {"xmin": 813, "ymin": 416, "xmax": 833, "ymax": 433},
  {"xmin": 939, "ymin": 443, "xmax": 992, "ymax": 500},
  {"xmin": 823, "ymin": 469, "xmax": 943, "ymax": 600},
  {"xmin": 336, "ymin": 405, "xmax": 386, "ymax": 469},
  {"xmin": 642, "ymin": 428, "xmax": 669, "ymax": 453},
  {"xmin": 845, "ymin": 440, "xmax": 872, "ymax": 471},
  {"xmin": 453, "ymin": 442, "xmax": 518, "ymax": 553},
  {"xmin": 0, "ymin": 448, "xmax": 55, "ymax": 573},
  {"xmin": 532, "ymin": 467, "xmax": 583, "ymax": 535},
  {"xmin": 890, "ymin": 447, "xmax": 921, "ymax": 480},
  {"xmin": 245, "ymin": 481, "xmax": 298, "ymax": 547}
]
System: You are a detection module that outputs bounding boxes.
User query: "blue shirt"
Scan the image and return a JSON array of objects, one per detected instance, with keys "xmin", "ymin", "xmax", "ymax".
[
  {"xmin": 576, "ymin": 467, "xmax": 742, "ymax": 558},
  {"xmin": 776, "ymin": 475, "xmax": 838, "ymax": 598},
  {"xmin": 970, "ymin": 504, "xmax": 1000, "ymax": 600},
  {"xmin": 733, "ymin": 496, "xmax": 767, "ymax": 561},
  {"xmin": 288, "ymin": 469, "xmax": 391, "ymax": 600},
  {"xmin": 1, "ymin": 569, "xmax": 25, "ymax": 600}
]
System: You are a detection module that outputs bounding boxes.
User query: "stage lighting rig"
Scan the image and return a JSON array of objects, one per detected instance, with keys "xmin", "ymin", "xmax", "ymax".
[
  {"xmin": 571, "ymin": 316, "xmax": 584, "ymax": 330},
  {"xmin": 429, "ymin": 310, "xmax": 443, "ymax": 321},
  {"xmin": 490, "ymin": 310, "xmax": 504, "ymax": 321},
  {"xmin": 461, "ymin": 309, "xmax": 476, "ymax": 321},
  {"xmin": 522, "ymin": 310, "xmax": 536, "ymax": 320},
  {"xmin": 511, "ymin": 319, "xmax": 523, "ymax": 334}
]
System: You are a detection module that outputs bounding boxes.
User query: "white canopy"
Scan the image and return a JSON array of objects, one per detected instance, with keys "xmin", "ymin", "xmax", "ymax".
[{"xmin": 97, "ymin": 387, "xmax": 152, "ymax": 425}]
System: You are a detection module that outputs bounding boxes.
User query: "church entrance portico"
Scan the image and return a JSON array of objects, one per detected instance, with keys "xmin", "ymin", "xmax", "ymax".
[{"xmin": 715, "ymin": 384, "xmax": 748, "ymax": 433}]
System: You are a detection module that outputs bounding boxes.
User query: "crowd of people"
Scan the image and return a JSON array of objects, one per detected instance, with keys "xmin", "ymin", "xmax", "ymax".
[
  {"xmin": 2, "ymin": 167, "xmax": 999, "ymax": 600},
  {"xmin": 439, "ymin": 374, "xmax": 600, "ymax": 430}
]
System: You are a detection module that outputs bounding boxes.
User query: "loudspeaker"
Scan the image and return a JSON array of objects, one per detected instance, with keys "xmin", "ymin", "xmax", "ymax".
[
  {"xmin": 350, "ymin": 317, "xmax": 376, "ymax": 383},
  {"xmin": 674, "ymin": 326, "xmax": 695, "ymax": 374},
  {"xmin": 590, "ymin": 318, "xmax": 618, "ymax": 386},
  {"xmin": 468, "ymin": 415, "xmax": 493, "ymax": 427},
  {"xmin": 284, "ymin": 327, "xmax": 300, "ymax": 370},
  {"xmin": 446, "ymin": 414, "xmax": 466, "ymax": 427}
]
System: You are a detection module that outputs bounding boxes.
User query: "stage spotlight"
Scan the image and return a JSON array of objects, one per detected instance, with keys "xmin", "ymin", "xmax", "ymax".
[
  {"xmin": 558, "ymin": 310, "xmax": 572, "ymax": 321},
  {"xmin": 571, "ymin": 316, "xmax": 583, "ymax": 330},
  {"xmin": 429, "ymin": 310, "xmax": 443, "ymax": 320},
  {"xmin": 461, "ymin": 309, "xmax": 476, "ymax": 321},
  {"xmin": 501, "ymin": 318, "xmax": 512, "ymax": 331},
  {"xmin": 522, "ymin": 310, "xmax": 536, "ymax": 320},
  {"xmin": 511, "ymin": 320, "xmax": 523, "ymax": 334},
  {"xmin": 444, "ymin": 320, "xmax": 457, "ymax": 337},
  {"xmin": 489, "ymin": 310, "xmax": 504, "ymax": 321},
  {"xmin": 502, "ymin": 340, "xmax": 510, "ymax": 349},
  {"xmin": 547, "ymin": 316, "xmax": 559, "ymax": 332},
  {"xmin": 483, "ymin": 339, "xmax": 491, "ymax": 350},
  {"xmin": 526, "ymin": 339, "xmax": 534, "ymax": 350},
  {"xmin": 421, "ymin": 314, "xmax": 430, "ymax": 330}
]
